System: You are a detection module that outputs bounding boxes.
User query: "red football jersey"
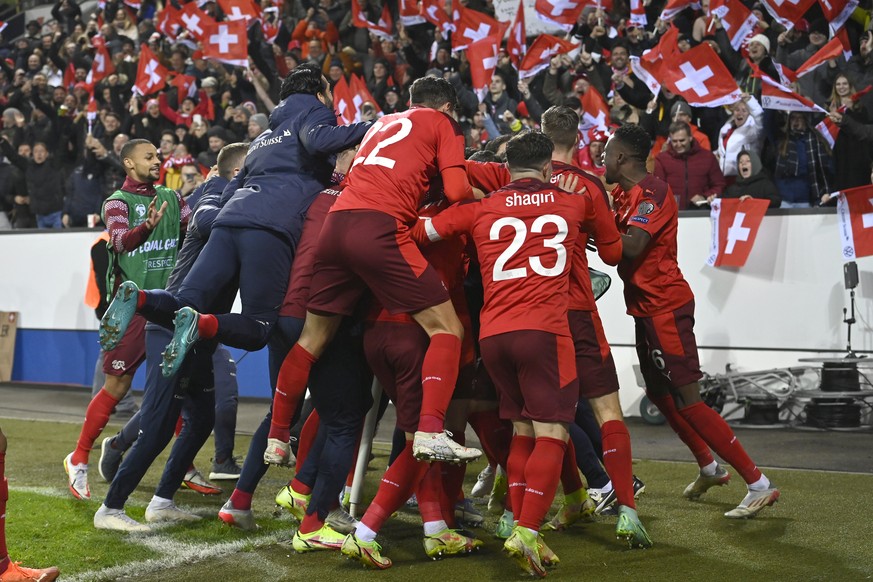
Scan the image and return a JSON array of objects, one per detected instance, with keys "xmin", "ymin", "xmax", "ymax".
[
  {"xmin": 613, "ymin": 174, "xmax": 694, "ymax": 317},
  {"xmin": 466, "ymin": 159, "xmax": 621, "ymax": 312},
  {"xmin": 331, "ymin": 108, "xmax": 466, "ymax": 223},
  {"xmin": 280, "ymin": 187, "xmax": 341, "ymax": 318},
  {"xmin": 421, "ymin": 178, "xmax": 594, "ymax": 339}
]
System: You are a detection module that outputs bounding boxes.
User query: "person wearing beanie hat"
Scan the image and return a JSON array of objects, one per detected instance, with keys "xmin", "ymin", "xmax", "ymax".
[
  {"xmin": 247, "ymin": 113, "xmax": 269, "ymax": 140},
  {"xmin": 713, "ymin": 18, "xmax": 779, "ymax": 98},
  {"xmin": 668, "ymin": 100, "xmax": 711, "ymax": 150},
  {"xmin": 576, "ymin": 125, "xmax": 609, "ymax": 179},
  {"xmin": 747, "ymin": 34, "xmax": 770, "ymax": 55}
]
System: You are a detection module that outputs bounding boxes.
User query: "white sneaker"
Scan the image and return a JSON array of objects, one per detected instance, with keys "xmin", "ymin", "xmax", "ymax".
[
  {"xmin": 218, "ymin": 499, "xmax": 257, "ymax": 531},
  {"xmin": 412, "ymin": 431, "xmax": 482, "ymax": 463},
  {"xmin": 145, "ymin": 501, "xmax": 202, "ymax": 523},
  {"xmin": 724, "ymin": 487, "xmax": 780, "ymax": 519},
  {"xmin": 471, "ymin": 465, "xmax": 495, "ymax": 498},
  {"xmin": 63, "ymin": 453, "xmax": 90, "ymax": 500},
  {"xmin": 94, "ymin": 504, "xmax": 149, "ymax": 532},
  {"xmin": 325, "ymin": 506, "xmax": 359, "ymax": 534},
  {"xmin": 263, "ymin": 438, "xmax": 296, "ymax": 467}
]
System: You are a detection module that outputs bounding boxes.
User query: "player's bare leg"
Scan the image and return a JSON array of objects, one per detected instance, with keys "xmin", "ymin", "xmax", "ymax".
[
  {"xmin": 410, "ymin": 301, "xmax": 481, "ymax": 463},
  {"xmin": 264, "ymin": 311, "xmax": 342, "ymax": 465}
]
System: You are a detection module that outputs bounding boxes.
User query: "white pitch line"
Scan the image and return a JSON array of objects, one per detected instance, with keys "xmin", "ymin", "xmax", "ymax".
[
  {"xmin": 68, "ymin": 530, "xmax": 289, "ymax": 582},
  {"xmin": 9, "ymin": 486, "xmax": 149, "ymax": 507},
  {"xmin": 643, "ymin": 458, "xmax": 873, "ymax": 477}
]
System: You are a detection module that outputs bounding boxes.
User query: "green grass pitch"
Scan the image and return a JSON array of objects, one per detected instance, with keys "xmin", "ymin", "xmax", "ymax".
[{"xmin": 2, "ymin": 418, "xmax": 872, "ymax": 581}]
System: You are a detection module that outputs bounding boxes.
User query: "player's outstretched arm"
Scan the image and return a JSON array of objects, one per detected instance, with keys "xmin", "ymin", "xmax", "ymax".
[
  {"xmin": 441, "ymin": 166, "xmax": 474, "ymax": 203},
  {"xmin": 300, "ymin": 107, "xmax": 373, "ymax": 156}
]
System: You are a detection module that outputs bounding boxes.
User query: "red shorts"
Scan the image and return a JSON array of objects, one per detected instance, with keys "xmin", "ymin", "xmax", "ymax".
[
  {"xmin": 634, "ymin": 300, "xmax": 703, "ymax": 392},
  {"xmin": 569, "ymin": 310, "xmax": 620, "ymax": 399},
  {"xmin": 308, "ymin": 210, "xmax": 450, "ymax": 317},
  {"xmin": 479, "ymin": 330, "xmax": 578, "ymax": 423},
  {"xmin": 102, "ymin": 314, "xmax": 146, "ymax": 377}
]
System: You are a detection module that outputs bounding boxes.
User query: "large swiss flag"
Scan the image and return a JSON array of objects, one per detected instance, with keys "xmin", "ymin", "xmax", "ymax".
[
  {"xmin": 709, "ymin": 0, "xmax": 757, "ymax": 51},
  {"xmin": 662, "ymin": 42, "xmax": 741, "ymax": 107},
  {"xmin": 706, "ymin": 198, "xmax": 769, "ymax": 267},
  {"xmin": 179, "ymin": 3, "xmax": 215, "ymax": 41},
  {"xmin": 506, "ymin": 0, "xmax": 527, "ymax": 69},
  {"xmin": 87, "ymin": 36, "xmax": 115, "ymax": 84},
  {"xmin": 452, "ymin": 5, "xmax": 502, "ymax": 51},
  {"xmin": 518, "ymin": 34, "xmax": 577, "ymax": 78},
  {"xmin": 202, "ymin": 20, "xmax": 248, "ymax": 67},
  {"xmin": 534, "ymin": 0, "xmax": 585, "ymax": 30},
  {"xmin": 467, "ymin": 33, "xmax": 502, "ymax": 100},
  {"xmin": 333, "ymin": 76, "xmax": 357, "ymax": 125},
  {"xmin": 218, "ymin": 0, "xmax": 261, "ymax": 23},
  {"xmin": 133, "ymin": 44, "xmax": 169, "ymax": 96},
  {"xmin": 836, "ymin": 185, "xmax": 873, "ymax": 261}
]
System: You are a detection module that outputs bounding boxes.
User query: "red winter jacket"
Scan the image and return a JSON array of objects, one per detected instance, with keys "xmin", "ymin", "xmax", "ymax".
[{"xmin": 654, "ymin": 139, "xmax": 726, "ymax": 210}]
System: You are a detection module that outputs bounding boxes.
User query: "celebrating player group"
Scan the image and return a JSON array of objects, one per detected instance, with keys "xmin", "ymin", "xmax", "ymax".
[{"xmin": 52, "ymin": 63, "xmax": 779, "ymax": 580}]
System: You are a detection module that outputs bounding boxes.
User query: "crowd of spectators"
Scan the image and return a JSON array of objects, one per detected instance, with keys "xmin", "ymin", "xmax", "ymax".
[{"xmin": 0, "ymin": 0, "xmax": 872, "ymax": 230}]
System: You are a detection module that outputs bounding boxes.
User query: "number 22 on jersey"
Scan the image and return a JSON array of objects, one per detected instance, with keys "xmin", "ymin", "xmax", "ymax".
[
  {"xmin": 490, "ymin": 215, "xmax": 569, "ymax": 281},
  {"xmin": 353, "ymin": 118, "xmax": 413, "ymax": 170}
]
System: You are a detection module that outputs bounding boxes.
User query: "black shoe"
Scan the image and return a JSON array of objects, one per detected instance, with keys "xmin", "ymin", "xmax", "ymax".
[
  {"xmin": 209, "ymin": 456, "xmax": 243, "ymax": 480},
  {"xmin": 98, "ymin": 436, "xmax": 124, "ymax": 483},
  {"xmin": 590, "ymin": 487, "xmax": 617, "ymax": 515},
  {"xmin": 633, "ymin": 475, "xmax": 646, "ymax": 498}
]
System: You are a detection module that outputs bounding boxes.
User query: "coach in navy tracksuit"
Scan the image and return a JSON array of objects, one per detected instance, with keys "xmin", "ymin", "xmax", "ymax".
[
  {"xmin": 140, "ymin": 64, "xmax": 373, "ymax": 378},
  {"xmin": 95, "ymin": 145, "xmax": 249, "ymax": 528}
]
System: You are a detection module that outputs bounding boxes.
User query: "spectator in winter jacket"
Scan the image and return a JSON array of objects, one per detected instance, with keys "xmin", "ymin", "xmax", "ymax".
[
  {"xmin": 772, "ymin": 112, "xmax": 832, "ymax": 208},
  {"xmin": 717, "ymin": 95, "xmax": 764, "ymax": 177},
  {"xmin": 655, "ymin": 122, "xmax": 726, "ymax": 209},
  {"xmin": 722, "ymin": 150, "xmax": 781, "ymax": 208},
  {"xmin": 0, "ymin": 138, "xmax": 66, "ymax": 228}
]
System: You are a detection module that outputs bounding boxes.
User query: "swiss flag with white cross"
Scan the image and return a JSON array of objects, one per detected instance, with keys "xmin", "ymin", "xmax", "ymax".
[
  {"xmin": 518, "ymin": 34, "xmax": 578, "ymax": 79},
  {"xmin": 452, "ymin": 5, "xmax": 502, "ymax": 52},
  {"xmin": 506, "ymin": 0, "xmax": 526, "ymax": 69},
  {"xmin": 179, "ymin": 3, "xmax": 216, "ymax": 41},
  {"xmin": 133, "ymin": 44, "xmax": 169, "ymax": 96},
  {"xmin": 218, "ymin": 0, "xmax": 261, "ymax": 23},
  {"xmin": 707, "ymin": 198, "xmax": 769, "ymax": 268},
  {"xmin": 662, "ymin": 42, "xmax": 741, "ymax": 107},
  {"xmin": 467, "ymin": 33, "xmax": 502, "ymax": 101},
  {"xmin": 87, "ymin": 36, "xmax": 115, "ymax": 84},
  {"xmin": 203, "ymin": 20, "xmax": 249, "ymax": 67},
  {"xmin": 759, "ymin": 0, "xmax": 816, "ymax": 31},
  {"xmin": 836, "ymin": 185, "xmax": 873, "ymax": 261},
  {"xmin": 534, "ymin": 0, "xmax": 585, "ymax": 30}
]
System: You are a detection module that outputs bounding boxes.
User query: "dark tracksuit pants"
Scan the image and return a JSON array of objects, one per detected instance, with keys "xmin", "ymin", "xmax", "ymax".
[
  {"xmin": 104, "ymin": 325, "xmax": 216, "ymax": 509},
  {"xmin": 236, "ymin": 316, "xmax": 372, "ymax": 520}
]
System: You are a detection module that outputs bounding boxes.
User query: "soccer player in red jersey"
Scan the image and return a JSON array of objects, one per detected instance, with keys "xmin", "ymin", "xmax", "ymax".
[
  {"xmin": 264, "ymin": 76, "xmax": 482, "ymax": 469},
  {"xmin": 415, "ymin": 132, "xmax": 594, "ymax": 577},
  {"xmin": 604, "ymin": 124, "xmax": 779, "ymax": 519},
  {"xmin": 465, "ymin": 108, "xmax": 650, "ymax": 546},
  {"xmin": 0, "ymin": 427, "xmax": 60, "ymax": 582}
]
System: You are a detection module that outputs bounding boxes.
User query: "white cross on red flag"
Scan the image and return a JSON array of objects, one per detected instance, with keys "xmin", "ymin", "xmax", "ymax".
[
  {"xmin": 420, "ymin": 0, "xmax": 452, "ymax": 37},
  {"xmin": 759, "ymin": 0, "xmax": 816, "ymax": 31},
  {"xmin": 534, "ymin": 0, "xmax": 585, "ymax": 30},
  {"xmin": 180, "ymin": 3, "xmax": 216, "ymax": 41},
  {"xmin": 155, "ymin": 4, "xmax": 182, "ymax": 39},
  {"xmin": 518, "ymin": 34, "xmax": 578, "ymax": 78},
  {"xmin": 350, "ymin": 73, "xmax": 383, "ymax": 118},
  {"xmin": 580, "ymin": 86, "xmax": 610, "ymax": 131},
  {"xmin": 836, "ymin": 185, "xmax": 873, "ymax": 261},
  {"xmin": 202, "ymin": 20, "xmax": 248, "ymax": 67},
  {"xmin": 630, "ymin": 25, "xmax": 681, "ymax": 96},
  {"xmin": 133, "ymin": 44, "xmax": 169, "ymax": 96},
  {"xmin": 333, "ymin": 76, "xmax": 357, "ymax": 125},
  {"xmin": 467, "ymin": 33, "xmax": 502, "ymax": 100},
  {"xmin": 452, "ymin": 5, "xmax": 502, "ymax": 51},
  {"xmin": 706, "ymin": 197, "xmax": 769, "ymax": 267},
  {"xmin": 506, "ymin": 0, "xmax": 527, "ymax": 69},
  {"xmin": 662, "ymin": 42, "xmax": 741, "ymax": 107},
  {"xmin": 87, "ymin": 36, "xmax": 115, "ymax": 84},
  {"xmin": 709, "ymin": 0, "xmax": 758, "ymax": 50},
  {"xmin": 351, "ymin": 0, "xmax": 395, "ymax": 40},
  {"xmin": 218, "ymin": 0, "xmax": 261, "ymax": 23}
]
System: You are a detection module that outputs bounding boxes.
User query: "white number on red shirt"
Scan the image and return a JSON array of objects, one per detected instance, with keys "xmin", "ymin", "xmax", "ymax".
[
  {"xmin": 490, "ymin": 215, "xmax": 569, "ymax": 281},
  {"xmin": 353, "ymin": 118, "xmax": 413, "ymax": 170}
]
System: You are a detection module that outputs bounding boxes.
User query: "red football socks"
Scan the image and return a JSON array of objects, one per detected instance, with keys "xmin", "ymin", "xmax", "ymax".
[
  {"xmin": 418, "ymin": 333, "xmax": 461, "ymax": 433},
  {"xmin": 679, "ymin": 402, "xmax": 762, "ymax": 484},
  {"xmin": 269, "ymin": 344, "xmax": 317, "ymax": 441},
  {"xmin": 360, "ymin": 442, "xmax": 428, "ymax": 534},
  {"xmin": 560, "ymin": 439, "xmax": 584, "ymax": 493},
  {"xmin": 416, "ymin": 463, "xmax": 445, "ymax": 525},
  {"xmin": 518, "ymin": 437, "xmax": 567, "ymax": 531},
  {"xmin": 506, "ymin": 435, "xmax": 535, "ymax": 521},
  {"xmin": 290, "ymin": 478, "xmax": 312, "ymax": 496},
  {"xmin": 299, "ymin": 511, "xmax": 324, "ymax": 535},
  {"xmin": 73, "ymin": 388, "xmax": 120, "ymax": 465},
  {"xmin": 601, "ymin": 420, "xmax": 635, "ymax": 509},
  {"xmin": 468, "ymin": 409, "xmax": 512, "ymax": 468},
  {"xmin": 229, "ymin": 489, "xmax": 253, "ymax": 511},
  {"xmin": 197, "ymin": 314, "xmax": 219, "ymax": 339},
  {"xmin": 647, "ymin": 393, "xmax": 715, "ymax": 467},
  {"xmin": 295, "ymin": 410, "xmax": 321, "ymax": 472}
]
